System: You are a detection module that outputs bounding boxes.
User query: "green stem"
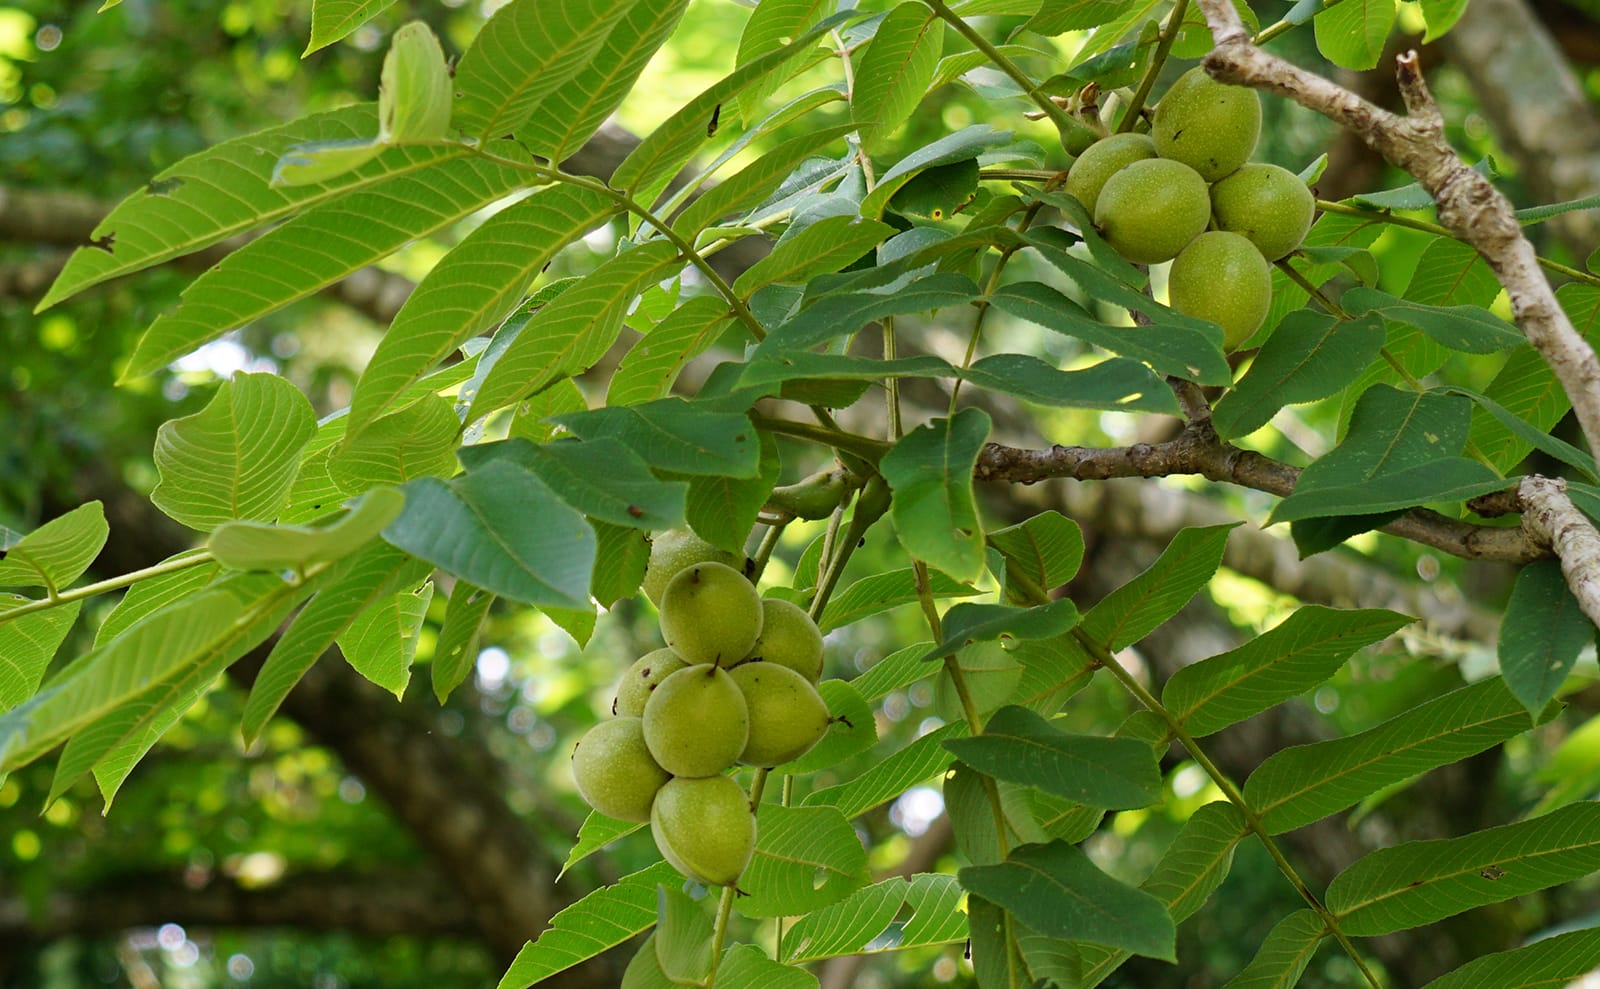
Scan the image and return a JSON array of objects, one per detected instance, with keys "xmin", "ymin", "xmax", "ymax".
[
  {"xmin": 1116, "ymin": 0, "xmax": 1188, "ymax": 133},
  {"xmin": 0, "ymin": 550, "xmax": 214, "ymax": 628},
  {"xmin": 1313, "ymin": 199, "xmax": 1600, "ymax": 291},
  {"xmin": 923, "ymin": 0, "xmax": 1098, "ymax": 148},
  {"xmin": 704, "ymin": 885, "xmax": 739, "ymax": 987},
  {"xmin": 1253, "ymin": 0, "xmax": 1355, "ymax": 46},
  {"xmin": 468, "ymin": 150, "xmax": 770, "ymax": 342},
  {"xmin": 750, "ymin": 521, "xmax": 788, "ymax": 582},
  {"xmin": 809, "ymin": 477, "xmax": 891, "ymax": 621},
  {"xmin": 748, "ymin": 414, "xmax": 890, "ymax": 463}
]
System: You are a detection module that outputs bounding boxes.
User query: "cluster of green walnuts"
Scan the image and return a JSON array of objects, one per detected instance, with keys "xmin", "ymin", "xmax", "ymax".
[
  {"xmin": 1067, "ymin": 67, "xmax": 1316, "ymax": 349},
  {"xmin": 571, "ymin": 531, "xmax": 831, "ymax": 888}
]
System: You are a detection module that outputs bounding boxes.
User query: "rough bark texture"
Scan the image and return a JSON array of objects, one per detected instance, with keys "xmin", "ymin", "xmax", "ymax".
[
  {"xmin": 1197, "ymin": 0, "xmax": 1600, "ymax": 459},
  {"xmin": 1519, "ymin": 474, "xmax": 1600, "ymax": 625},
  {"xmin": 1440, "ymin": 0, "xmax": 1600, "ymax": 257}
]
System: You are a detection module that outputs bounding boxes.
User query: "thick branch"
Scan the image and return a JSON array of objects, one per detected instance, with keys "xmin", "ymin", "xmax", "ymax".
[
  {"xmin": 1518, "ymin": 475, "xmax": 1600, "ymax": 625},
  {"xmin": 1196, "ymin": 0, "xmax": 1600, "ymax": 456},
  {"xmin": 0, "ymin": 870, "xmax": 475, "ymax": 941},
  {"xmin": 975, "ymin": 429, "xmax": 1544, "ymax": 564}
]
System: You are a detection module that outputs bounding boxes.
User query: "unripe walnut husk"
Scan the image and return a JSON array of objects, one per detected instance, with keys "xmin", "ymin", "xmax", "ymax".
[
  {"xmin": 641, "ymin": 529, "xmax": 745, "ymax": 605},
  {"xmin": 1168, "ymin": 230, "xmax": 1273, "ymax": 350},
  {"xmin": 1209, "ymin": 163, "xmax": 1315, "ymax": 262},
  {"xmin": 730, "ymin": 663, "xmax": 831, "ymax": 766},
  {"xmin": 658, "ymin": 561, "xmax": 764, "ymax": 666},
  {"xmin": 651, "ymin": 775, "xmax": 756, "ymax": 887},
  {"xmin": 1152, "ymin": 66, "xmax": 1262, "ymax": 182},
  {"xmin": 642, "ymin": 664, "xmax": 750, "ymax": 777},
  {"xmin": 613, "ymin": 647, "xmax": 688, "ymax": 718},
  {"xmin": 1095, "ymin": 158, "xmax": 1211, "ymax": 264},
  {"xmin": 571, "ymin": 717, "xmax": 670, "ymax": 823},
  {"xmin": 740, "ymin": 598, "xmax": 824, "ymax": 682}
]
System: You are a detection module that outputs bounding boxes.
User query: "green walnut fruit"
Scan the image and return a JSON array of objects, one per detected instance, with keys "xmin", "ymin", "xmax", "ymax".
[
  {"xmin": 642, "ymin": 665, "xmax": 750, "ymax": 777},
  {"xmin": 613, "ymin": 647, "xmax": 689, "ymax": 718},
  {"xmin": 1168, "ymin": 230, "xmax": 1272, "ymax": 350},
  {"xmin": 1153, "ymin": 66, "xmax": 1262, "ymax": 181},
  {"xmin": 659, "ymin": 561, "xmax": 764, "ymax": 666},
  {"xmin": 651, "ymin": 775, "xmax": 756, "ymax": 887},
  {"xmin": 1065, "ymin": 132, "xmax": 1157, "ymax": 217},
  {"xmin": 729, "ymin": 663, "xmax": 831, "ymax": 767},
  {"xmin": 641, "ymin": 529, "xmax": 745, "ymax": 606},
  {"xmin": 1095, "ymin": 158, "xmax": 1211, "ymax": 264},
  {"xmin": 571, "ymin": 717, "xmax": 670, "ymax": 822},
  {"xmin": 741, "ymin": 598, "xmax": 824, "ymax": 682},
  {"xmin": 1209, "ymin": 163, "xmax": 1315, "ymax": 261}
]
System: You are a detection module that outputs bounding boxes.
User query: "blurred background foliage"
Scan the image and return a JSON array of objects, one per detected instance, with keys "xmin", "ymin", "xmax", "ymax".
[{"xmin": 4, "ymin": 1, "xmax": 1600, "ymax": 987}]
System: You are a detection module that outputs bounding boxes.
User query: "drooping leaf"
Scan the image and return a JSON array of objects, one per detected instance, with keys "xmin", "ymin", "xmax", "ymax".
[
  {"xmin": 0, "ymin": 601, "xmax": 83, "ymax": 713},
  {"xmin": 0, "ymin": 502, "xmax": 108, "ymax": 592},
  {"xmin": 1217, "ymin": 909, "xmax": 1327, "ymax": 989},
  {"xmin": 989, "ymin": 280, "xmax": 1231, "ymax": 386},
  {"xmin": 1499, "ymin": 560, "xmax": 1594, "ymax": 717},
  {"xmin": 944, "ymin": 705, "xmax": 1162, "ymax": 809},
  {"xmin": 152, "ymin": 373, "xmax": 317, "ymax": 532},
  {"xmin": 1212, "ymin": 311, "xmax": 1387, "ymax": 439},
  {"xmin": 1419, "ymin": 926, "xmax": 1600, "ymax": 989},
  {"xmin": 853, "ymin": 3, "xmax": 942, "ymax": 153},
  {"xmin": 713, "ymin": 945, "xmax": 819, "ymax": 989},
  {"xmin": 733, "ymin": 216, "xmax": 894, "ymax": 297},
  {"xmin": 458, "ymin": 437, "xmax": 688, "ymax": 532},
  {"xmin": 432, "ymin": 581, "xmax": 496, "ymax": 704},
  {"xmin": 818, "ymin": 567, "xmax": 980, "ymax": 633},
  {"xmin": 305, "ymin": 0, "xmax": 398, "ymax": 54},
  {"xmin": 918, "ymin": 598, "xmax": 1082, "ymax": 663},
  {"xmin": 879, "ymin": 408, "xmax": 990, "ymax": 582},
  {"xmin": 611, "ymin": 11, "xmax": 854, "ymax": 208},
  {"xmin": 746, "ymin": 272, "xmax": 984, "ymax": 362},
  {"xmin": 731, "ymin": 0, "xmax": 836, "ymax": 126},
  {"xmin": 607, "ymin": 297, "xmax": 734, "ymax": 407},
  {"xmin": 934, "ymin": 641, "xmax": 1023, "ymax": 721},
  {"xmin": 514, "ymin": 0, "xmax": 690, "ymax": 161},
  {"xmin": 560, "ymin": 811, "xmax": 647, "ymax": 879},
  {"xmin": 38, "ymin": 106, "xmax": 463, "ymax": 310},
  {"xmin": 1344, "ymin": 287, "xmax": 1525, "ymax": 354},
  {"xmin": 336, "ymin": 579, "xmax": 433, "ymax": 698},
  {"xmin": 1418, "ymin": 0, "xmax": 1470, "ymax": 41},
  {"xmin": 1079, "ymin": 524, "xmax": 1239, "ymax": 652},
  {"xmin": 737, "ymin": 804, "xmax": 870, "ymax": 919},
  {"xmin": 378, "ymin": 22, "xmax": 452, "ymax": 143},
  {"xmin": 653, "ymin": 885, "xmax": 714, "ymax": 984},
  {"xmin": 508, "ymin": 377, "xmax": 591, "ymax": 444},
  {"xmin": 858, "ymin": 124, "xmax": 1018, "ymax": 219},
  {"xmin": 1270, "ymin": 386, "xmax": 1507, "ymax": 524},
  {"xmin": 685, "ymin": 430, "xmax": 780, "ymax": 554},
  {"xmin": 589, "ymin": 522, "xmax": 650, "ymax": 607},
  {"xmin": 209, "ymin": 486, "xmax": 406, "ymax": 572},
  {"xmin": 1327, "ymin": 801, "xmax": 1600, "ymax": 935},
  {"xmin": 803, "ymin": 722, "xmax": 966, "ymax": 819},
  {"xmin": 960, "ymin": 840, "xmax": 1177, "ymax": 961},
  {"xmin": 1163, "ymin": 607, "xmax": 1414, "ymax": 737},
  {"xmin": 345, "ymin": 183, "xmax": 618, "ymax": 442},
  {"xmin": 383, "ymin": 461, "xmax": 595, "ymax": 609},
  {"xmin": 1245, "ymin": 676, "xmax": 1555, "ymax": 834},
  {"xmin": 988, "ymin": 511, "xmax": 1085, "ymax": 601},
  {"xmin": 470, "ymin": 240, "xmax": 684, "ymax": 419},
  {"xmin": 1010, "ymin": 632, "xmax": 1097, "ymax": 715},
  {"xmin": 782, "ymin": 872, "xmax": 966, "ymax": 964},
  {"xmin": 550, "ymin": 400, "xmax": 762, "ymax": 478},
  {"xmin": 1314, "ymin": 0, "xmax": 1397, "ymax": 70},
  {"xmin": 494, "ymin": 862, "xmax": 678, "ymax": 989},
  {"xmin": 328, "ymin": 396, "xmax": 462, "ymax": 494},
  {"xmin": 1446, "ymin": 386, "xmax": 1598, "ymax": 482},
  {"xmin": 449, "ymin": 0, "xmax": 639, "ymax": 140},
  {"xmin": 671, "ymin": 125, "xmax": 856, "ymax": 237}
]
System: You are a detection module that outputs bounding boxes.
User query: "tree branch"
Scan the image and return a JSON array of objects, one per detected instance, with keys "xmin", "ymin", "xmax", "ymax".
[
  {"xmin": 1195, "ymin": 0, "xmax": 1600, "ymax": 458},
  {"xmin": 974, "ymin": 426, "xmax": 1544, "ymax": 564},
  {"xmin": 1518, "ymin": 475, "xmax": 1600, "ymax": 625}
]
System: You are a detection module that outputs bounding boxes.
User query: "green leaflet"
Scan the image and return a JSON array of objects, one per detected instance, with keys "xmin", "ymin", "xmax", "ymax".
[
  {"xmin": 124, "ymin": 151, "xmax": 531, "ymax": 380},
  {"xmin": 0, "ymin": 502, "xmax": 108, "ymax": 592},
  {"xmin": 852, "ymin": 3, "xmax": 942, "ymax": 153},
  {"xmin": 152, "ymin": 373, "xmax": 317, "ymax": 532},
  {"xmin": 450, "ymin": 0, "xmax": 640, "ymax": 140},
  {"xmin": 1245, "ymin": 676, "xmax": 1555, "ymax": 834},
  {"xmin": 1327, "ymin": 801, "xmax": 1600, "ymax": 936},
  {"xmin": 40, "ymin": 105, "xmax": 463, "ymax": 311},
  {"xmin": 344, "ymin": 183, "xmax": 619, "ymax": 442}
]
